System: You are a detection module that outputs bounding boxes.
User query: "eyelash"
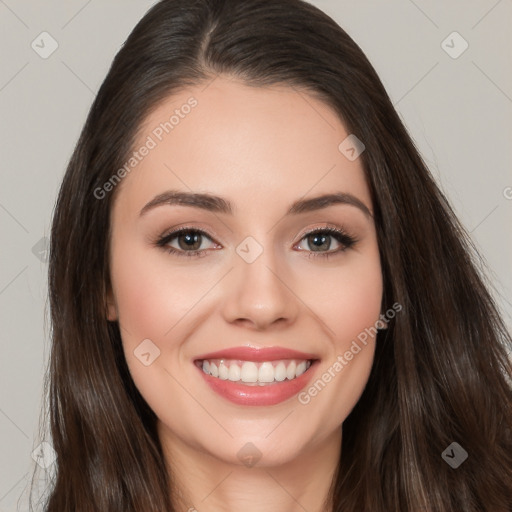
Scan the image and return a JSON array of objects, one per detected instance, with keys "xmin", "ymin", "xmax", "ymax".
[{"xmin": 154, "ymin": 225, "xmax": 358, "ymax": 260}]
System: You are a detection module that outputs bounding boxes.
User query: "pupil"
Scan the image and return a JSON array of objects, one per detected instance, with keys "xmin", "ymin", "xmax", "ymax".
[
  {"xmin": 179, "ymin": 232, "xmax": 201, "ymax": 250},
  {"xmin": 309, "ymin": 234, "xmax": 330, "ymax": 251}
]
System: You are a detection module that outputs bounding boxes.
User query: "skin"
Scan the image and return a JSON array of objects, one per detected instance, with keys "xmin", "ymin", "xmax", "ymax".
[{"xmin": 106, "ymin": 75, "xmax": 383, "ymax": 512}]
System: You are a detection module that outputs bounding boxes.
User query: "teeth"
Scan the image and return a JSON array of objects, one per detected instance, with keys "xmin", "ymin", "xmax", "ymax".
[
  {"xmin": 286, "ymin": 361, "xmax": 296, "ymax": 380},
  {"xmin": 228, "ymin": 364, "xmax": 241, "ymax": 381},
  {"xmin": 200, "ymin": 358, "xmax": 313, "ymax": 384},
  {"xmin": 274, "ymin": 362, "xmax": 287, "ymax": 381},
  {"xmin": 240, "ymin": 362, "xmax": 258, "ymax": 383},
  {"xmin": 296, "ymin": 361, "xmax": 307, "ymax": 377},
  {"xmin": 258, "ymin": 362, "xmax": 275, "ymax": 382},
  {"xmin": 218, "ymin": 361, "xmax": 229, "ymax": 380}
]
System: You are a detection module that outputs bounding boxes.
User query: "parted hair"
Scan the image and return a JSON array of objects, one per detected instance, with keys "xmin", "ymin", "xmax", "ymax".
[{"xmin": 34, "ymin": 0, "xmax": 512, "ymax": 510}]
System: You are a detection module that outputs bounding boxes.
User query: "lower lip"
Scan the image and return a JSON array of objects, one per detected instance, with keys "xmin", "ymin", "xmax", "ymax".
[{"xmin": 195, "ymin": 360, "xmax": 319, "ymax": 406}]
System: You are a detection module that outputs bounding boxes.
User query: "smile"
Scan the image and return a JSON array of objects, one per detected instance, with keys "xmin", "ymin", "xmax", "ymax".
[
  {"xmin": 193, "ymin": 346, "xmax": 320, "ymax": 406},
  {"xmin": 197, "ymin": 359, "xmax": 313, "ymax": 385}
]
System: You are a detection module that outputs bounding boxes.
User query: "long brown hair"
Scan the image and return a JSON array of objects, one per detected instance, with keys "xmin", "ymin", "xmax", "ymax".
[{"xmin": 34, "ymin": 0, "xmax": 512, "ymax": 510}]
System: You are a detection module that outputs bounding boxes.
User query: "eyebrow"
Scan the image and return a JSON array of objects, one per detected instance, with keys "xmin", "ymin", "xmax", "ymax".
[{"xmin": 139, "ymin": 190, "xmax": 372, "ymax": 218}]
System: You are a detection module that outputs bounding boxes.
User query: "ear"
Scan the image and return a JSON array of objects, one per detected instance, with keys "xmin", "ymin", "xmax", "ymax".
[{"xmin": 105, "ymin": 284, "xmax": 118, "ymax": 322}]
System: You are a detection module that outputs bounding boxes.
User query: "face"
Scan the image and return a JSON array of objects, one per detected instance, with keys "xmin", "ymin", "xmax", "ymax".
[{"xmin": 106, "ymin": 76, "xmax": 383, "ymax": 468}]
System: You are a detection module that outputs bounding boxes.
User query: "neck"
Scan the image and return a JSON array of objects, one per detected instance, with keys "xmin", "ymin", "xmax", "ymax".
[{"xmin": 158, "ymin": 424, "xmax": 342, "ymax": 512}]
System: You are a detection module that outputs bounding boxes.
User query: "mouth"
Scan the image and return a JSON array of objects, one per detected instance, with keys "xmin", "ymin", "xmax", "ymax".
[
  {"xmin": 195, "ymin": 358, "xmax": 314, "ymax": 385},
  {"xmin": 193, "ymin": 346, "xmax": 320, "ymax": 406}
]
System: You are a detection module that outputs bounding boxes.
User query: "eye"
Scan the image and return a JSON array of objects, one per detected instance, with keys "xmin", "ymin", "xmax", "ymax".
[
  {"xmin": 155, "ymin": 227, "xmax": 218, "ymax": 258},
  {"xmin": 295, "ymin": 226, "xmax": 358, "ymax": 259},
  {"xmin": 154, "ymin": 225, "xmax": 358, "ymax": 259}
]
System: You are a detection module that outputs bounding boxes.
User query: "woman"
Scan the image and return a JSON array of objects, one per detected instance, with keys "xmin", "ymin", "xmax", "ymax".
[{"xmin": 35, "ymin": 0, "xmax": 512, "ymax": 510}]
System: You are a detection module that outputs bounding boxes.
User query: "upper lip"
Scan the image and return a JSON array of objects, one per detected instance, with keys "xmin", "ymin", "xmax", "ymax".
[{"xmin": 194, "ymin": 346, "xmax": 319, "ymax": 362}]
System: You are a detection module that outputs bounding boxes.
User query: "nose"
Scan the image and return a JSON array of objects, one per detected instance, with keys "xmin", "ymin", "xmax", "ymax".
[{"xmin": 220, "ymin": 247, "xmax": 300, "ymax": 331}]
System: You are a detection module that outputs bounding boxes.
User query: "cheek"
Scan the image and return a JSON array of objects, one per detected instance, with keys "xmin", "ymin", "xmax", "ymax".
[
  {"xmin": 303, "ymin": 263, "xmax": 382, "ymax": 423},
  {"xmin": 109, "ymin": 240, "xmax": 206, "ymax": 343},
  {"xmin": 109, "ymin": 240, "xmax": 205, "ymax": 430},
  {"xmin": 109, "ymin": 238, "xmax": 217, "ymax": 404},
  {"xmin": 292, "ymin": 249, "xmax": 382, "ymax": 420},
  {"xmin": 332, "ymin": 267, "xmax": 382, "ymax": 344},
  {"xmin": 295, "ymin": 250, "xmax": 383, "ymax": 348}
]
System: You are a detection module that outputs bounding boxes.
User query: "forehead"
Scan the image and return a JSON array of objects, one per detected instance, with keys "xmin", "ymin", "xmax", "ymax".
[{"xmin": 112, "ymin": 76, "xmax": 371, "ymax": 219}]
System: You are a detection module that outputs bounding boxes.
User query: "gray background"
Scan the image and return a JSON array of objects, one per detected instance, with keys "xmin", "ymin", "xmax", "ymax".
[{"xmin": 1, "ymin": 0, "xmax": 511, "ymax": 510}]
